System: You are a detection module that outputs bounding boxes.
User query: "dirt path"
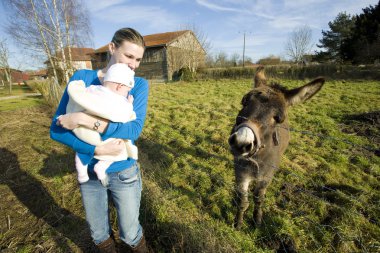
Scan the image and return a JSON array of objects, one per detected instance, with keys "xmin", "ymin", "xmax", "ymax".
[{"xmin": 0, "ymin": 93, "xmax": 41, "ymax": 101}]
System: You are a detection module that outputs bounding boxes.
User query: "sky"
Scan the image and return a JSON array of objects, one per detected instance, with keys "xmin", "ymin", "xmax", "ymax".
[{"xmin": 0, "ymin": 0, "xmax": 378, "ymax": 70}]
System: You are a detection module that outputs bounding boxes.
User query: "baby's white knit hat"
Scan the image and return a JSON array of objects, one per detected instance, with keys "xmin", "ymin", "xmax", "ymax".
[{"xmin": 104, "ymin": 63, "xmax": 135, "ymax": 88}]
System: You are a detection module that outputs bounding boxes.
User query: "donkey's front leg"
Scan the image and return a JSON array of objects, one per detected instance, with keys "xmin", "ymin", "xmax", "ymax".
[
  {"xmin": 234, "ymin": 179, "xmax": 250, "ymax": 230},
  {"xmin": 253, "ymin": 180, "xmax": 270, "ymax": 227}
]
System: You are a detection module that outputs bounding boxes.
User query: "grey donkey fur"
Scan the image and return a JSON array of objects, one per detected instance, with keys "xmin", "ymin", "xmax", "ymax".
[{"xmin": 229, "ymin": 67, "xmax": 325, "ymax": 229}]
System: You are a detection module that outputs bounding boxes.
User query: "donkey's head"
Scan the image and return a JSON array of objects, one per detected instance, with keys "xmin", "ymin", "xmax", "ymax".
[{"xmin": 229, "ymin": 67, "xmax": 325, "ymax": 158}]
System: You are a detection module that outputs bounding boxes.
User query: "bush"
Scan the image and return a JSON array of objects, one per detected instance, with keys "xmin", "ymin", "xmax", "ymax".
[
  {"xmin": 27, "ymin": 79, "xmax": 63, "ymax": 110},
  {"xmin": 196, "ymin": 64, "xmax": 380, "ymax": 80},
  {"xmin": 173, "ymin": 67, "xmax": 196, "ymax": 82}
]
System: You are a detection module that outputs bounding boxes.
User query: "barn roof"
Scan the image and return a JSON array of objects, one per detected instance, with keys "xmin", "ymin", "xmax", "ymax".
[
  {"xmin": 28, "ymin": 69, "xmax": 48, "ymax": 77},
  {"xmin": 56, "ymin": 47, "xmax": 94, "ymax": 61},
  {"xmin": 93, "ymin": 30, "xmax": 190, "ymax": 54}
]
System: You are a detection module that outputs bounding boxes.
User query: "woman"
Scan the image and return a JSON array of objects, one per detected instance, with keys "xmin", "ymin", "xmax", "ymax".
[{"xmin": 50, "ymin": 28, "xmax": 150, "ymax": 253}]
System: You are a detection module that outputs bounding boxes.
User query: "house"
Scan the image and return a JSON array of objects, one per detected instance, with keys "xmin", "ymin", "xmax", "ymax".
[
  {"xmin": 0, "ymin": 68, "xmax": 29, "ymax": 84},
  {"xmin": 62, "ymin": 47, "xmax": 94, "ymax": 70},
  {"xmin": 91, "ymin": 30, "xmax": 206, "ymax": 81},
  {"xmin": 50, "ymin": 47, "xmax": 95, "ymax": 70},
  {"xmin": 28, "ymin": 69, "xmax": 48, "ymax": 80}
]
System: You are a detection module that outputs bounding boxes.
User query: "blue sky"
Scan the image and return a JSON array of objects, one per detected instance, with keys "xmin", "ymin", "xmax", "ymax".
[{"xmin": 0, "ymin": 0, "xmax": 378, "ymax": 70}]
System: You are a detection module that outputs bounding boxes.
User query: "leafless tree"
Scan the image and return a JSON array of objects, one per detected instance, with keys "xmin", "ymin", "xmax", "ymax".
[
  {"xmin": 285, "ymin": 25, "xmax": 313, "ymax": 64},
  {"xmin": 0, "ymin": 40, "xmax": 12, "ymax": 94},
  {"xmin": 214, "ymin": 51, "xmax": 228, "ymax": 67},
  {"xmin": 230, "ymin": 53, "xmax": 240, "ymax": 66},
  {"xmin": 180, "ymin": 24, "xmax": 212, "ymax": 54},
  {"xmin": 2, "ymin": 0, "xmax": 92, "ymax": 86}
]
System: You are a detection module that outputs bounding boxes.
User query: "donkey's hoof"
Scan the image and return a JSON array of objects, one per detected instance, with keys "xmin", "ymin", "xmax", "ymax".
[
  {"xmin": 253, "ymin": 220, "xmax": 262, "ymax": 228},
  {"xmin": 234, "ymin": 222, "xmax": 243, "ymax": 230},
  {"xmin": 234, "ymin": 218, "xmax": 243, "ymax": 230}
]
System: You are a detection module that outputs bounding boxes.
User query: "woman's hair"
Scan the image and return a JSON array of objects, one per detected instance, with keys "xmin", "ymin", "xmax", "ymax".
[{"xmin": 111, "ymin": 28, "xmax": 145, "ymax": 49}]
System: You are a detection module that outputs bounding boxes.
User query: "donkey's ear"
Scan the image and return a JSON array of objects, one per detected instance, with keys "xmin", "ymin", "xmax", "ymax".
[
  {"xmin": 285, "ymin": 77, "xmax": 325, "ymax": 106},
  {"xmin": 253, "ymin": 66, "xmax": 267, "ymax": 88}
]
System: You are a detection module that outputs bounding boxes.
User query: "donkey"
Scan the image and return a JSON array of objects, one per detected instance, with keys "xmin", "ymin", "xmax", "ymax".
[{"xmin": 229, "ymin": 67, "xmax": 325, "ymax": 229}]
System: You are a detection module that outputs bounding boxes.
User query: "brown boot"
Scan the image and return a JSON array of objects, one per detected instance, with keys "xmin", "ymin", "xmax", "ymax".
[
  {"xmin": 132, "ymin": 235, "xmax": 151, "ymax": 253},
  {"xmin": 119, "ymin": 234, "xmax": 152, "ymax": 253},
  {"xmin": 97, "ymin": 237, "xmax": 117, "ymax": 253}
]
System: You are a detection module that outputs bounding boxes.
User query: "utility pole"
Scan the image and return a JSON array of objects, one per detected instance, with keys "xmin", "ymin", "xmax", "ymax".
[
  {"xmin": 242, "ymin": 32, "xmax": 246, "ymax": 67},
  {"xmin": 239, "ymin": 31, "xmax": 251, "ymax": 68}
]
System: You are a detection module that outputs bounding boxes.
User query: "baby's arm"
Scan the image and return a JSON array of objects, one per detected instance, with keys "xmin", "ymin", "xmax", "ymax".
[
  {"xmin": 68, "ymin": 83, "xmax": 134, "ymax": 123},
  {"xmin": 127, "ymin": 94, "xmax": 134, "ymax": 104}
]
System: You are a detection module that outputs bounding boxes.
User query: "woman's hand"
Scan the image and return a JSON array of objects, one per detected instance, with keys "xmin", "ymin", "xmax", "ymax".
[
  {"xmin": 56, "ymin": 112, "xmax": 85, "ymax": 130},
  {"xmin": 95, "ymin": 139, "xmax": 125, "ymax": 156}
]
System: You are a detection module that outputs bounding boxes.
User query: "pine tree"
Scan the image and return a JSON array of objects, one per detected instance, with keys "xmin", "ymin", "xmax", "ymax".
[{"xmin": 315, "ymin": 12, "xmax": 356, "ymax": 63}]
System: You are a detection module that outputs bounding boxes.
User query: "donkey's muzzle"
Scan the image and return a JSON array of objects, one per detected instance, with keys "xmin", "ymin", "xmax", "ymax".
[
  {"xmin": 229, "ymin": 121, "xmax": 262, "ymax": 157},
  {"xmin": 229, "ymin": 125, "xmax": 258, "ymax": 156}
]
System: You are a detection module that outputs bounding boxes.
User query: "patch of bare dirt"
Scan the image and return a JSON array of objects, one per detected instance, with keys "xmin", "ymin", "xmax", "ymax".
[{"xmin": 340, "ymin": 111, "xmax": 380, "ymax": 155}]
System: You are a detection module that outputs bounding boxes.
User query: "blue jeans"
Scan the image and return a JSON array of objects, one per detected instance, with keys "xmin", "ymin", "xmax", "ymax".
[{"xmin": 79, "ymin": 162, "xmax": 143, "ymax": 247}]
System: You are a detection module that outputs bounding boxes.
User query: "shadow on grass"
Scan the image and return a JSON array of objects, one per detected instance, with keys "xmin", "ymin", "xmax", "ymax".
[
  {"xmin": 35, "ymin": 147, "xmax": 75, "ymax": 178},
  {"xmin": 0, "ymin": 147, "xmax": 93, "ymax": 252},
  {"xmin": 138, "ymin": 136, "xmax": 231, "ymax": 174},
  {"xmin": 140, "ymin": 185, "xmax": 221, "ymax": 252}
]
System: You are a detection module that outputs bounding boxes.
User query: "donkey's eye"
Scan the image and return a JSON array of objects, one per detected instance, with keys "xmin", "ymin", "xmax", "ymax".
[{"xmin": 274, "ymin": 114, "xmax": 284, "ymax": 123}]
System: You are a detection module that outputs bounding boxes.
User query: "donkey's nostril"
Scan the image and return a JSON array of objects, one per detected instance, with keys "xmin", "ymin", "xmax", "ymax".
[
  {"xmin": 245, "ymin": 143, "xmax": 253, "ymax": 153},
  {"xmin": 228, "ymin": 133, "xmax": 237, "ymax": 146},
  {"xmin": 240, "ymin": 143, "xmax": 253, "ymax": 155}
]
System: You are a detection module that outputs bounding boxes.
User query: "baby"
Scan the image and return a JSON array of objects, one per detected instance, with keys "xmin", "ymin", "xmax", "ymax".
[{"xmin": 65, "ymin": 63, "xmax": 138, "ymax": 185}]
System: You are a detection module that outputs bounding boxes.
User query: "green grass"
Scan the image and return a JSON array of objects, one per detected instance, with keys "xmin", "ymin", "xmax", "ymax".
[
  {"xmin": 0, "ymin": 84, "xmax": 43, "ymax": 111},
  {"xmin": 0, "ymin": 78, "xmax": 379, "ymax": 252},
  {"xmin": 0, "ymin": 96, "xmax": 44, "ymax": 111},
  {"xmin": 139, "ymin": 79, "xmax": 380, "ymax": 252}
]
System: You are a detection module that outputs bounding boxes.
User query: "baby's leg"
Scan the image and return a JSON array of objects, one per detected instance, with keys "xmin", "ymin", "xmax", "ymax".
[
  {"xmin": 125, "ymin": 140, "xmax": 138, "ymax": 160},
  {"xmin": 75, "ymin": 153, "xmax": 89, "ymax": 183},
  {"xmin": 94, "ymin": 160, "xmax": 113, "ymax": 186}
]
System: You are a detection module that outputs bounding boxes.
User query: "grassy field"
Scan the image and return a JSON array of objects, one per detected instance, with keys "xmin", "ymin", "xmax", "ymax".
[
  {"xmin": 0, "ymin": 77, "xmax": 379, "ymax": 252},
  {"xmin": 0, "ymin": 85, "xmax": 43, "ymax": 111}
]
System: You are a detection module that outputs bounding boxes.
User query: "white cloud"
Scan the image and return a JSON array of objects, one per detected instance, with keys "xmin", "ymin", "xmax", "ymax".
[
  {"xmin": 195, "ymin": 0, "xmax": 245, "ymax": 13},
  {"xmin": 283, "ymin": 0, "xmax": 329, "ymax": 9},
  {"xmin": 83, "ymin": 0, "xmax": 127, "ymax": 12},
  {"xmin": 268, "ymin": 16, "xmax": 305, "ymax": 30}
]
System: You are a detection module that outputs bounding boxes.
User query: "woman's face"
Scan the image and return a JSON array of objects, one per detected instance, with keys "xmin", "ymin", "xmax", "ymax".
[{"xmin": 109, "ymin": 41, "xmax": 144, "ymax": 71}]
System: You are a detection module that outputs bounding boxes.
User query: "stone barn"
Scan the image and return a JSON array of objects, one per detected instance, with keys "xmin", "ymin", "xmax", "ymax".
[{"xmin": 91, "ymin": 30, "xmax": 206, "ymax": 81}]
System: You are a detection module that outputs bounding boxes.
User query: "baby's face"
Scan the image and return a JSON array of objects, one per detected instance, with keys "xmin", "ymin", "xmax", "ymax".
[
  {"xmin": 117, "ymin": 84, "xmax": 132, "ymax": 97},
  {"xmin": 105, "ymin": 81, "xmax": 132, "ymax": 97}
]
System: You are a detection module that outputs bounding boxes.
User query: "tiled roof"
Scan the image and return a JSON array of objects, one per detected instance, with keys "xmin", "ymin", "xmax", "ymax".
[
  {"xmin": 28, "ymin": 69, "xmax": 48, "ymax": 76},
  {"xmin": 56, "ymin": 47, "xmax": 94, "ymax": 61},
  {"xmin": 93, "ymin": 30, "xmax": 190, "ymax": 54},
  {"xmin": 144, "ymin": 30, "xmax": 189, "ymax": 47}
]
